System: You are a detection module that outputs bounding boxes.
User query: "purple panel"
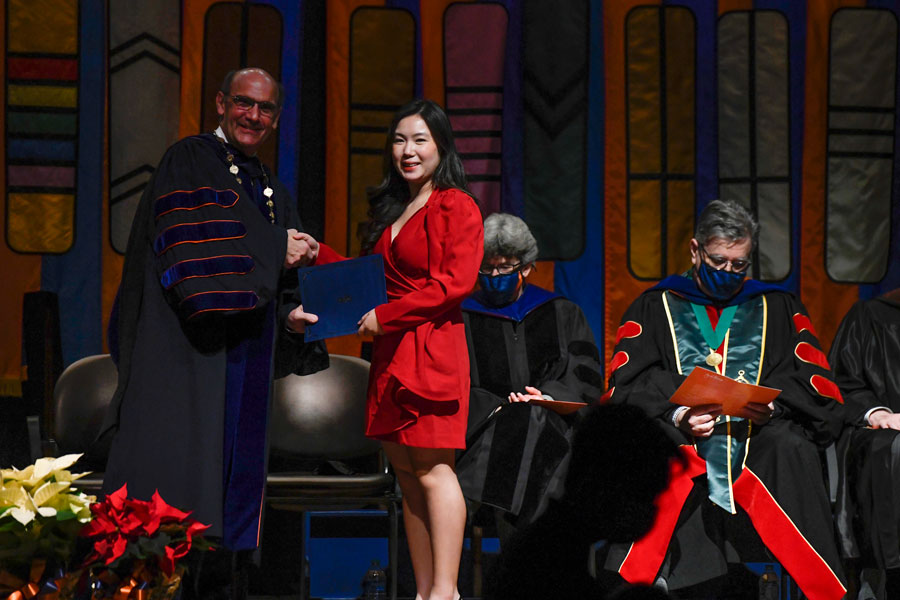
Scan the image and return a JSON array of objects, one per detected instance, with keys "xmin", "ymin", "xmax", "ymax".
[
  {"xmin": 8, "ymin": 165, "xmax": 76, "ymax": 187},
  {"xmin": 444, "ymin": 3, "xmax": 508, "ymax": 214}
]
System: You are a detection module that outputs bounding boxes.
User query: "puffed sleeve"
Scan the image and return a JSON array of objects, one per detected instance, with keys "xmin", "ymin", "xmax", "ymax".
[
  {"xmin": 760, "ymin": 293, "xmax": 845, "ymax": 446},
  {"xmin": 603, "ymin": 291, "xmax": 687, "ymax": 423},
  {"xmin": 148, "ymin": 139, "xmax": 287, "ymax": 321},
  {"xmin": 374, "ymin": 188, "xmax": 483, "ymax": 332}
]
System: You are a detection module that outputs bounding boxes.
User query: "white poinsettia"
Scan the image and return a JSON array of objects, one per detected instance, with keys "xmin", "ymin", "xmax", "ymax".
[{"xmin": 0, "ymin": 453, "xmax": 95, "ymax": 530}]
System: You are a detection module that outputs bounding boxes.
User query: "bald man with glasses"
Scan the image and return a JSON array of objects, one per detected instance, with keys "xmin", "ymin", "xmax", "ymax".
[{"xmin": 100, "ymin": 68, "xmax": 326, "ymax": 597}]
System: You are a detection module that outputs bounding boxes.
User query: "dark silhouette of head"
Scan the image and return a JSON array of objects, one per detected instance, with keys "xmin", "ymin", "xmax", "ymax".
[{"xmin": 563, "ymin": 403, "xmax": 680, "ymax": 543}]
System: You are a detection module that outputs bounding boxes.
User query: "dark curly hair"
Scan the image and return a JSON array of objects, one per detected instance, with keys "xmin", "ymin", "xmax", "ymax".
[{"xmin": 358, "ymin": 99, "xmax": 472, "ymax": 254}]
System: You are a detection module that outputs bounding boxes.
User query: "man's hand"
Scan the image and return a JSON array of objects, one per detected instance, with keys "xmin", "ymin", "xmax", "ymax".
[
  {"xmin": 284, "ymin": 229, "xmax": 319, "ymax": 269},
  {"xmin": 357, "ymin": 309, "xmax": 384, "ymax": 336},
  {"xmin": 509, "ymin": 385, "xmax": 544, "ymax": 403},
  {"xmin": 869, "ymin": 409, "xmax": 900, "ymax": 430},
  {"xmin": 741, "ymin": 401, "xmax": 775, "ymax": 426},
  {"xmin": 676, "ymin": 404, "xmax": 722, "ymax": 438},
  {"xmin": 286, "ymin": 304, "xmax": 318, "ymax": 334}
]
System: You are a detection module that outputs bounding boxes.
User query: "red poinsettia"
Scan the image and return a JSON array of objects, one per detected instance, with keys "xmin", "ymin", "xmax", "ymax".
[{"xmin": 80, "ymin": 484, "xmax": 212, "ymax": 577}]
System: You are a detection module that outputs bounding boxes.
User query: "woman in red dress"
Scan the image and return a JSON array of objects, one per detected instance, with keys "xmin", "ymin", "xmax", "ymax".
[
  {"xmin": 291, "ymin": 100, "xmax": 481, "ymax": 599},
  {"xmin": 356, "ymin": 99, "xmax": 483, "ymax": 600}
]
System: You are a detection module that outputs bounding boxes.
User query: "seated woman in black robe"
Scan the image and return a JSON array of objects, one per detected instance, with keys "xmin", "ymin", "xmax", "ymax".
[{"xmin": 455, "ymin": 212, "xmax": 605, "ymax": 547}]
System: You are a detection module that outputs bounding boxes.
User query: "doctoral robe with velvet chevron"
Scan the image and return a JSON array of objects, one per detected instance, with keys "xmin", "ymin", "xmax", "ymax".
[
  {"xmin": 604, "ymin": 277, "xmax": 847, "ymax": 600},
  {"xmin": 100, "ymin": 134, "xmax": 326, "ymax": 550}
]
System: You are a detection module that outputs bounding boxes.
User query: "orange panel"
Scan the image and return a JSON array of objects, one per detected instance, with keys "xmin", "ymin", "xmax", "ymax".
[
  {"xmin": 717, "ymin": 0, "xmax": 753, "ymax": 15},
  {"xmin": 323, "ymin": 0, "xmax": 385, "ymax": 358},
  {"xmin": 181, "ymin": 0, "xmax": 221, "ymax": 139},
  {"xmin": 604, "ymin": 0, "xmax": 662, "ymax": 365},
  {"xmin": 800, "ymin": 0, "xmax": 863, "ymax": 352},
  {"xmin": 421, "ymin": 0, "xmax": 469, "ymax": 103}
]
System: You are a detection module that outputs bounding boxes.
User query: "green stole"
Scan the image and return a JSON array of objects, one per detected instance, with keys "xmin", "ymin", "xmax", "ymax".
[{"xmin": 662, "ymin": 291, "xmax": 767, "ymax": 513}]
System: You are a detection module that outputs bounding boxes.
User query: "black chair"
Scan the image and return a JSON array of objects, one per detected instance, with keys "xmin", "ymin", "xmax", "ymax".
[
  {"xmin": 266, "ymin": 354, "xmax": 399, "ymax": 600},
  {"xmin": 31, "ymin": 353, "xmax": 118, "ymax": 493}
]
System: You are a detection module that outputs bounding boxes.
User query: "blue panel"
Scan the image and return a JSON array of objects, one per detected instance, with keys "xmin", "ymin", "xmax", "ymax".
[
  {"xmin": 499, "ymin": 0, "xmax": 524, "ymax": 217},
  {"xmin": 555, "ymin": 0, "xmax": 605, "ymax": 353},
  {"xmin": 41, "ymin": 0, "xmax": 104, "ymax": 367},
  {"xmin": 678, "ymin": 0, "xmax": 717, "ymax": 209},
  {"xmin": 258, "ymin": 0, "xmax": 299, "ymax": 195},
  {"xmin": 8, "ymin": 138, "xmax": 76, "ymax": 161}
]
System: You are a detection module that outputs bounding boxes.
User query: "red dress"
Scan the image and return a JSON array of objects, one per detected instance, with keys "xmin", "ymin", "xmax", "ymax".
[{"xmin": 365, "ymin": 188, "xmax": 483, "ymax": 449}]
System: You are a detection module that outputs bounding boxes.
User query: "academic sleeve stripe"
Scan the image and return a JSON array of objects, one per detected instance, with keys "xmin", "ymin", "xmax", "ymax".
[
  {"xmin": 180, "ymin": 290, "xmax": 258, "ymax": 319},
  {"xmin": 810, "ymin": 374, "xmax": 844, "ymax": 404},
  {"xmin": 153, "ymin": 220, "xmax": 246, "ymax": 255},
  {"xmin": 160, "ymin": 255, "xmax": 255, "ymax": 289},
  {"xmin": 794, "ymin": 342, "xmax": 830, "ymax": 370},
  {"xmin": 154, "ymin": 187, "xmax": 240, "ymax": 219},
  {"xmin": 616, "ymin": 320, "xmax": 643, "ymax": 344},
  {"xmin": 792, "ymin": 313, "xmax": 817, "ymax": 336},
  {"xmin": 609, "ymin": 351, "xmax": 630, "ymax": 374}
]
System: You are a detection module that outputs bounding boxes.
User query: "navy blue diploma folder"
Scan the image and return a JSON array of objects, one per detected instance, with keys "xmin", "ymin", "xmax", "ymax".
[{"xmin": 297, "ymin": 254, "xmax": 388, "ymax": 341}]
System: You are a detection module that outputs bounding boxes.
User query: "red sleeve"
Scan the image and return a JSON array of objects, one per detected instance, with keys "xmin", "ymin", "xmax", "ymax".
[
  {"xmin": 374, "ymin": 189, "xmax": 483, "ymax": 333},
  {"xmin": 313, "ymin": 242, "xmax": 347, "ymax": 265}
]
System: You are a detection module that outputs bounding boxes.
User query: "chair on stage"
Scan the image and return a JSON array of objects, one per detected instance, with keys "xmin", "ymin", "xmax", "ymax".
[
  {"xmin": 37, "ymin": 353, "xmax": 117, "ymax": 493},
  {"xmin": 266, "ymin": 354, "xmax": 399, "ymax": 600}
]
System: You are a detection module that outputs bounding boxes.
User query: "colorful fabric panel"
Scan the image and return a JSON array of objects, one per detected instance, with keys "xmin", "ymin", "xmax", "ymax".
[
  {"xmin": 346, "ymin": 6, "xmax": 415, "ymax": 256},
  {"xmin": 444, "ymin": 3, "xmax": 507, "ymax": 216},
  {"xmin": 826, "ymin": 8, "xmax": 895, "ymax": 283},
  {"xmin": 718, "ymin": 11, "xmax": 791, "ymax": 282},
  {"xmin": 109, "ymin": 0, "xmax": 181, "ymax": 254},
  {"xmin": 5, "ymin": 0, "xmax": 78, "ymax": 254}
]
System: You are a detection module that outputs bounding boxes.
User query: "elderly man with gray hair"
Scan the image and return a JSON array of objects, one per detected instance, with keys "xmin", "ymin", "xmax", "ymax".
[
  {"xmin": 454, "ymin": 212, "xmax": 604, "ymax": 548},
  {"xmin": 603, "ymin": 200, "xmax": 847, "ymax": 599}
]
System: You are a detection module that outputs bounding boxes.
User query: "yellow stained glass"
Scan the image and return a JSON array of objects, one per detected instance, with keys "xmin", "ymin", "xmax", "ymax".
[
  {"xmin": 7, "ymin": 194, "xmax": 75, "ymax": 254},
  {"xmin": 8, "ymin": 0, "xmax": 77, "ymax": 54},
  {"xmin": 8, "ymin": 85, "xmax": 77, "ymax": 109}
]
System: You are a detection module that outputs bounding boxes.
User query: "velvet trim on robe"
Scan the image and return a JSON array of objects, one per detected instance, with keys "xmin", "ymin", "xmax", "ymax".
[
  {"xmin": 604, "ymin": 288, "xmax": 846, "ymax": 600},
  {"xmin": 456, "ymin": 289, "xmax": 604, "ymax": 524}
]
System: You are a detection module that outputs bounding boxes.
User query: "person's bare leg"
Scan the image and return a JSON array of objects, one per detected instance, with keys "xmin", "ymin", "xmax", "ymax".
[
  {"xmin": 383, "ymin": 441, "xmax": 433, "ymax": 600},
  {"xmin": 409, "ymin": 447, "xmax": 466, "ymax": 600}
]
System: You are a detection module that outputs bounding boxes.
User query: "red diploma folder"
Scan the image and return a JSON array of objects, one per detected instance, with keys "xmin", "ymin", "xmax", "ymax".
[{"xmin": 669, "ymin": 367, "xmax": 781, "ymax": 416}]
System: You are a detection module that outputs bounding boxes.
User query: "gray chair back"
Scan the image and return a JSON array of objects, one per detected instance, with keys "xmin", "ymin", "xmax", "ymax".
[
  {"xmin": 270, "ymin": 354, "xmax": 377, "ymax": 459},
  {"xmin": 53, "ymin": 354, "xmax": 117, "ymax": 454}
]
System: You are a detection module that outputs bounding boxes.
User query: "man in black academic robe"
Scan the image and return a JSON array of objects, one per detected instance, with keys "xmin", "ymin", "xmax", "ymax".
[
  {"xmin": 455, "ymin": 212, "xmax": 605, "ymax": 545},
  {"xmin": 604, "ymin": 200, "xmax": 846, "ymax": 600},
  {"xmin": 830, "ymin": 289, "xmax": 900, "ymax": 599},
  {"xmin": 99, "ymin": 68, "xmax": 326, "ymax": 564}
]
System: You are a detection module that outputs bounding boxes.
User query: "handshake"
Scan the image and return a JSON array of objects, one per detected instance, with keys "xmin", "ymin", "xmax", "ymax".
[{"xmin": 284, "ymin": 228, "xmax": 319, "ymax": 269}]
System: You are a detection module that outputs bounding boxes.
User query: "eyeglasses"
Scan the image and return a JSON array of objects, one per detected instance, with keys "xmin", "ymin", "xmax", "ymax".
[
  {"xmin": 479, "ymin": 262, "xmax": 522, "ymax": 276},
  {"xmin": 226, "ymin": 94, "xmax": 279, "ymax": 118},
  {"xmin": 700, "ymin": 246, "xmax": 751, "ymax": 273}
]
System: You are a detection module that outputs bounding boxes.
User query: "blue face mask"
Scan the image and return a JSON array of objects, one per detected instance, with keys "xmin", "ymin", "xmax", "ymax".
[
  {"xmin": 697, "ymin": 260, "xmax": 746, "ymax": 301},
  {"xmin": 478, "ymin": 272, "xmax": 522, "ymax": 307}
]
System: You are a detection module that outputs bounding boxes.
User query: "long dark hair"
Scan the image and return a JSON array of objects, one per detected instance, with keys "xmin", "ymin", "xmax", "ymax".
[{"xmin": 359, "ymin": 99, "xmax": 471, "ymax": 254}]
